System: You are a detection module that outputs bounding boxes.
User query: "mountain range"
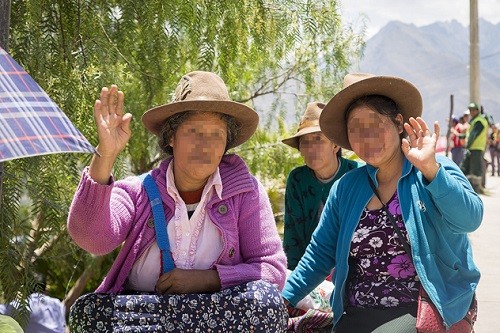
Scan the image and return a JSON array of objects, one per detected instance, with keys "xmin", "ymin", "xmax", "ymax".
[{"xmin": 353, "ymin": 18, "xmax": 500, "ymax": 126}]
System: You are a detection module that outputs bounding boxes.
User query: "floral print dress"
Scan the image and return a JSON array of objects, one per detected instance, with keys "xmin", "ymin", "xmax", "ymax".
[
  {"xmin": 346, "ymin": 191, "xmax": 420, "ymax": 309},
  {"xmin": 70, "ymin": 280, "xmax": 287, "ymax": 332}
]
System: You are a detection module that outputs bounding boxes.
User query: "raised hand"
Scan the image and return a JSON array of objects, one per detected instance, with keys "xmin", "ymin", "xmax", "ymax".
[
  {"xmin": 89, "ymin": 85, "xmax": 132, "ymax": 184},
  {"xmin": 401, "ymin": 117, "xmax": 440, "ymax": 182},
  {"xmin": 94, "ymin": 85, "xmax": 132, "ymax": 158}
]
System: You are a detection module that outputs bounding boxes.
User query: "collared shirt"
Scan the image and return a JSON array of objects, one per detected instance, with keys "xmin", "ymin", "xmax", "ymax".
[{"xmin": 125, "ymin": 162, "xmax": 224, "ymax": 291}]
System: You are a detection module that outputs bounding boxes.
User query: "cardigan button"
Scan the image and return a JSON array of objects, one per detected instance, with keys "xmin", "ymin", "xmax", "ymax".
[
  {"xmin": 228, "ymin": 247, "xmax": 235, "ymax": 257},
  {"xmin": 417, "ymin": 200, "xmax": 427, "ymax": 212},
  {"xmin": 147, "ymin": 218, "xmax": 155, "ymax": 228},
  {"xmin": 218, "ymin": 204, "xmax": 228, "ymax": 214}
]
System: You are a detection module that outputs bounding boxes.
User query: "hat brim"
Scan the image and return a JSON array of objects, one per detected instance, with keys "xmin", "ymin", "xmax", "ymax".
[
  {"xmin": 141, "ymin": 100, "xmax": 259, "ymax": 148},
  {"xmin": 320, "ymin": 76, "xmax": 422, "ymax": 151},
  {"xmin": 282, "ymin": 126, "xmax": 321, "ymax": 149}
]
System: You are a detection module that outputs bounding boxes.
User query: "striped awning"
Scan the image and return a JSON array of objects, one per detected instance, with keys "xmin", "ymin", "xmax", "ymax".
[{"xmin": 0, "ymin": 47, "xmax": 95, "ymax": 162}]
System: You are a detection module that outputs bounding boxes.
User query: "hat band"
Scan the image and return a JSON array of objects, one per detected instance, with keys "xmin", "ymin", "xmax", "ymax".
[{"xmin": 297, "ymin": 120, "xmax": 319, "ymax": 132}]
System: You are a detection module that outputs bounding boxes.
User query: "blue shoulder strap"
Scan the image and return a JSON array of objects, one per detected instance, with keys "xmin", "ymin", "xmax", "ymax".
[{"xmin": 140, "ymin": 173, "xmax": 175, "ymax": 273}]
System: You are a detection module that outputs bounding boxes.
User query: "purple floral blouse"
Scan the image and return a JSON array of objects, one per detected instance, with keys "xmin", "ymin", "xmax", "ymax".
[{"xmin": 346, "ymin": 191, "xmax": 420, "ymax": 308}]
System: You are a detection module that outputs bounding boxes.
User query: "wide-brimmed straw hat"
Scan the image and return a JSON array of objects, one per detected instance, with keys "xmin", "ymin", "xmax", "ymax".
[
  {"xmin": 319, "ymin": 73, "xmax": 422, "ymax": 150},
  {"xmin": 142, "ymin": 71, "xmax": 259, "ymax": 148},
  {"xmin": 282, "ymin": 102, "xmax": 325, "ymax": 149}
]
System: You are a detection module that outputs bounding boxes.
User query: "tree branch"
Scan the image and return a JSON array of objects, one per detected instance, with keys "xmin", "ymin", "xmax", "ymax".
[
  {"xmin": 63, "ymin": 255, "xmax": 106, "ymax": 316},
  {"xmin": 238, "ymin": 66, "xmax": 298, "ymax": 103},
  {"xmin": 32, "ymin": 231, "xmax": 64, "ymax": 261},
  {"xmin": 98, "ymin": 19, "xmax": 158, "ymax": 81}
]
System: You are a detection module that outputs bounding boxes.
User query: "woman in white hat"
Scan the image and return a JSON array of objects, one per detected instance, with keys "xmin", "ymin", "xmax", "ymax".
[
  {"xmin": 282, "ymin": 73, "xmax": 481, "ymax": 332},
  {"xmin": 282, "ymin": 102, "xmax": 362, "ymax": 270},
  {"xmin": 67, "ymin": 71, "xmax": 288, "ymax": 331}
]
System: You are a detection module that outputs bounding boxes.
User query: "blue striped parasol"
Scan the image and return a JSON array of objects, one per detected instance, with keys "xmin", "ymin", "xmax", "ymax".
[{"xmin": 0, "ymin": 47, "xmax": 95, "ymax": 162}]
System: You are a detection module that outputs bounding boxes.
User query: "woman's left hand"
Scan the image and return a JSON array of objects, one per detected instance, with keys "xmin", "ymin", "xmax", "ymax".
[
  {"xmin": 402, "ymin": 117, "xmax": 440, "ymax": 182},
  {"xmin": 155, "ymin": 268, "xmax": 221, "ymax": 295}
]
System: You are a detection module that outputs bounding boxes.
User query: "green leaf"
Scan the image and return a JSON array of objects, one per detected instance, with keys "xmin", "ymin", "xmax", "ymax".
[{"xmin": 0, "ymin": 315, "xmax": 24, "ymax": 333}]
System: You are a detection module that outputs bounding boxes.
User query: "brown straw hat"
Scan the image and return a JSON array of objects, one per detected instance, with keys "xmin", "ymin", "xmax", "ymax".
[
  {"xmin": 282, "ymin": 102, "xmax": 326, "ymax": 149},
  {"xmin": 142, "ymin": 71, "xmax": 259, "ymax": 148},
  {"xmin": 319, "ymin": 73, "xmax": 422, "ymax": 150}
]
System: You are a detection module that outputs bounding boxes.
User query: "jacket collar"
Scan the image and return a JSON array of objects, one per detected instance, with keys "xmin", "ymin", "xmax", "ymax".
[
  {"xmin": 365, "ymin": 155, "xmax": 413, "ymax": 187},
  {"xmin": 153, "ymin": 154, "xmax": 254, "ymax": 200}
]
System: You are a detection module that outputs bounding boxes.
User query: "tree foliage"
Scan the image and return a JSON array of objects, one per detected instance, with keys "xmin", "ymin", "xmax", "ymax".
[{"xmin": 1, "ymin": 0, "xmax": 364, "ymax": 321}]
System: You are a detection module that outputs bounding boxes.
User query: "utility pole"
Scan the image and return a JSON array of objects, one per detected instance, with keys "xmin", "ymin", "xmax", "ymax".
[
  {"xmin": 0, "ymin": 0, "xmax": 11, "ymax": 213},
  {"xmin": 445, "ymin": 95, "xmax": 454, "ymax": 157},
  {"xmin": 470, "ymin": 0, "xmax": 480, "ymax": 105}
]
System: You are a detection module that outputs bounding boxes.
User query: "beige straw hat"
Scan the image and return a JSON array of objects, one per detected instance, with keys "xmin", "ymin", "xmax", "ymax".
[
  {"xmin": 282, "ymin": 102, "xmax": 326, "ymax": 149},
  {"xmin": 320, "ymin": 73, "xmax": 422, "ymax": 150},
  {"xmin": 142, "ymin": 71, "xmax": 259, "ymax": 148}
]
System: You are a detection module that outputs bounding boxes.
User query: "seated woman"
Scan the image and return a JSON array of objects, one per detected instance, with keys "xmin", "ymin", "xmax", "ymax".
[
  {"xmin": 67, "ymin": 71, "xmax": 288, "ymax": 332},
  {"xmin": 281, "ymin": 102, "xmax": 361, "ymax": 332},
  {"xmin": 282, "ymin": 73, "xmax": 481, "ymax": 333},
  {"xmin": 282, "ymin": 101, "xmax": 362, "ymax": 271}
]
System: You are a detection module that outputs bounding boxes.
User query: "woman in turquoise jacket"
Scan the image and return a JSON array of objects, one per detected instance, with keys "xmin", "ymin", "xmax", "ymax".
[{"xmin": 282, "ymin": 73, "xmax": 482, "ymax": 332}]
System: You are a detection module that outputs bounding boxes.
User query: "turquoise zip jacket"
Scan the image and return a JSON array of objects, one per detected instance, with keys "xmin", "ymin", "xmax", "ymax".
[{"xmin": 282, "ymin": 155, "xmax": 482, "ymax": 328}]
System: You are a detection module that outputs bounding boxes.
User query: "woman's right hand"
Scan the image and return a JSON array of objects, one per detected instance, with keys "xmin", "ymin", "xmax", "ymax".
[
  {"xmin": 89, "ymin": 85, "xmax": 132, "ymax": 184},
  {"xmin": 94, "ymin": 85, "xmax": 132, "ymax": 158}
]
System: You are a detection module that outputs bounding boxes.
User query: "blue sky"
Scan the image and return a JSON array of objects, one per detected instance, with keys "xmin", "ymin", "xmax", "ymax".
[{"xmin": 341, "ymin": 0, "xmax": 500, "ymax": 38}]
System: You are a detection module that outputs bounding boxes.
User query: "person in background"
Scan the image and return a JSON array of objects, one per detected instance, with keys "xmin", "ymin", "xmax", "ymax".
[
  {"xmin": 487, "ymin": 123, "xmax": 499, "ymax": 176},
  {"xmin": 282, "ymin": 101, "xmax": 361, "ymax": 333},
  {"xmin": 450, "ymin": 116, "xmax": 467, "ymax": 165},
  {"xmin": 463, "ymin": 109, "xmax": 471, "ymax": 126},
  {"xmin": 0, "ymin": 273, "xmax": 66, "ymax": 333},
  {"xmin": 461, "ymin": 102, "xmax": 489, "ymax": 193},
  {"xmin": 281, "ymin": 102, "xmax": 362, "ymax": 270},
  {"xmin": 67, "ymin": 71, "xmax": 288, "ymax": 331},
  {"xmin": 282, "ymin": 73, "xmax": 482, "ymax": 332}
]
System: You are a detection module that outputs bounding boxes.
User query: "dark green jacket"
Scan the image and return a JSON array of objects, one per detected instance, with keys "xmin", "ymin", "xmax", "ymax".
[{"xmin": 283, "ymin": 157, "xmax": 362, "ymax": 269}]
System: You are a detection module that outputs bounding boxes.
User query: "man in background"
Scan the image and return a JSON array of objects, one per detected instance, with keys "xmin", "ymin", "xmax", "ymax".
[
  {"xmin": 450, "ymin": 115, "xmax": 467, "ymax": 165},
  {"xmin": 461, "ymin": 102, "xmax": 489, "ymax": 193}
]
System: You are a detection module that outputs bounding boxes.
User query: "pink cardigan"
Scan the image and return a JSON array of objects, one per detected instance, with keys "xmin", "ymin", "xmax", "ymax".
[{"xmin": 68, "ymin": 154, "xmax": 287, "ymax": 293}]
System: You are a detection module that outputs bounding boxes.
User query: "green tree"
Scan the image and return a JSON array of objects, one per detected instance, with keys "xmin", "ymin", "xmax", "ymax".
[{"xmin": 0, "ymin": 0, "xmax": 364, "ymax": 322}]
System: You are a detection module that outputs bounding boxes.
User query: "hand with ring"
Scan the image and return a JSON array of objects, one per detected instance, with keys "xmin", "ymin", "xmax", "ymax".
[{"xmin": 401, "ymin": 117, "xmax": 440, "ymax": 182}]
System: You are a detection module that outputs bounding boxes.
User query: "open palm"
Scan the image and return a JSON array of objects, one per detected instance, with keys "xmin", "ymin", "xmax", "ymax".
[
  {"xmin": 401, "ymin": 117, "xmax": 440, "ymax": 171},
  {"xmin": 93, "ymin": 85, "xmax": 132, "ymax": 157}
]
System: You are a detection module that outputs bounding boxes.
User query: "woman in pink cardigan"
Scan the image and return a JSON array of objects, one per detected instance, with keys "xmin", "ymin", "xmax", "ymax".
[{"xmin": 68, "ymin": 71, "xmax": 288, "ymax": 332}]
